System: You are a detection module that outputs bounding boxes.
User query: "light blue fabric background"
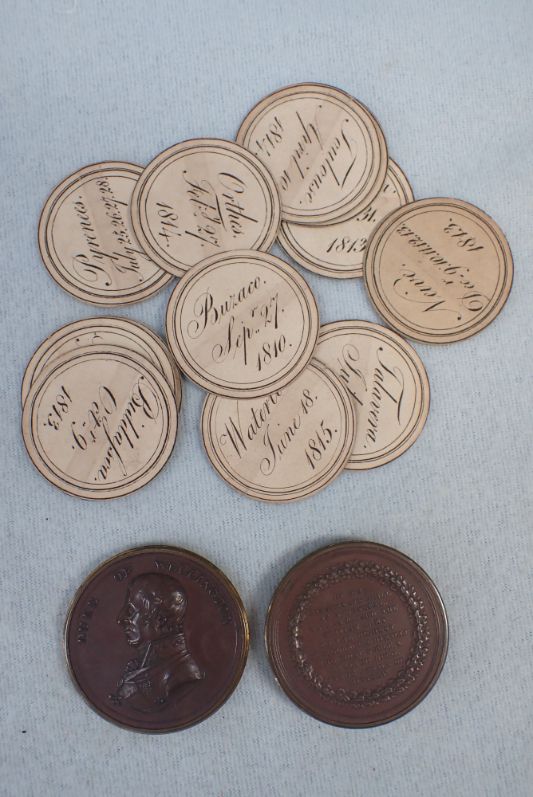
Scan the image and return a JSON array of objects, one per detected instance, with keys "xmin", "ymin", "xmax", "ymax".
[{"xmin": 1, "ymin": 1, "xmax": 532, "ymax": 795}]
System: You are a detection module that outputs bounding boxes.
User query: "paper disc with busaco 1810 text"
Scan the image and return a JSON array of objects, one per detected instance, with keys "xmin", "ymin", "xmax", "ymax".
[
  {"xmin": 166, "ymin": 250, "xmax": 319, "ymax": 398},
  {"xmin": 22, "ymin": 345, "xmax": 178, "ymax": 499},
  {"xmin": 201, "ymin": 360, "xmax": 355, "ymax": 502}
]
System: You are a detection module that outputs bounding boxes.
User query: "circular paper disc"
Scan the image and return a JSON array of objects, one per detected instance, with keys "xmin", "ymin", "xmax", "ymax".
[
  {"xmin": 201, "ymin": 360, "xmax": 355, "ymax": 502},
  {"xmin": 166, "ymin": 250, "xmax": 319, "ymax": 398},
  {"xmin": 21, "ymin": 317, "xmax": 181, "ymax": 411},
  {"xmin": 265, "ymin": 541, "xmax": 448, "ymax": 727},
  {"xmin": 64, "ymin": 545, "xmax": 249, "ymax": 732},
  {"xmin": 236, "ymin": 83, "xmax": 388, "ymax": 224},
  {"xmin": 22, "ymin": 345, "xmax": 178, "ymax": 499},
  {"xmin": 363, "ymin": 197, "xmax": 513, "ymax": 343},
  {"xmin": 131, "ymin": 138, "xmax": 281, "ymax": 276},
  {"xmin": 278, "ymin": 161, "xmax": 413, "ymax": 278},
  {"xmin": 38, "ymin": 162, "xmax": 173, "ymax": 305},
  {"xmin": 315, "ymin": 321, "xmax": 429, "ymax": 469}
]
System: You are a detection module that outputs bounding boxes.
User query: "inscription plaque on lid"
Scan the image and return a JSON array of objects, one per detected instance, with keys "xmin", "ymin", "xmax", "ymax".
[{"xmin": 265, "ymin": 541, "xmax": 448, "ymax": 727}]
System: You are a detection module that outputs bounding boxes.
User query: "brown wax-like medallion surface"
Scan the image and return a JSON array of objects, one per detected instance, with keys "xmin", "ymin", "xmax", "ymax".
[
  {"xmin": 22, "ymin": 345, "xmax": 178, "ymax": 499},
  {"xmin": 315, "ymin": 321, "xmax": 429, "ymax": 469},
  {"xmin": 363, "ymin": 198, "xmax": 513, "ymax": 343},
  {"xmin": 166, "ymin": 251, "xmax": 319, "ymax": 398},
  {"xmin": 278, "ymin": 161, "xmax": 413, "ymax": 278},
  {"xmin": 236, "ymin": 83, "xmax": 388, "ymax": 224},
  {"xmin": 266, "ymin": 542, "xmax": 448, "ymax": 727},
  {"xmin": 131, "ymin": 139, "xmax": 280, "ymax": 276},
  {"xmin": 65, "ymin": 546, "xmax": 249, "ymax": 732},
  {"xmin": 21, "ymin": 317, "xmax": 181, "ymax": 411},
  {"xmin": 38, "ymin": 162, "xmax": 173, "ymax": 305},
  {"xmin": 201, "ymin": 360, "xmax": 355, "ymax": 501}
]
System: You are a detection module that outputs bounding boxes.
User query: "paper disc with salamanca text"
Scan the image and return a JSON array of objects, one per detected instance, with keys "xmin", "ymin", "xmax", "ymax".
[
  {"xmin": 201, "ymin": 360, "xmax": 355, "ymax": 502},
  {"xmin": 38, "ymin": 162, "xmax": 173, "ymax": 305},
  {"xmin": 363, "ymin": 198, "xmax": 513, "ymax": 343},
  {"xmin": 22, "ymin": 345, "xmax": 178, "ymax": 499},
  {"xmin": 166, "ymin": 251, "xmax": 319, "ymax": 398},
  {"xmin": 278, "ymin": 160, "xmax": 413, "ymax": 278},
  {"xmin": 131, "ymin": 139, "xmax": 281, "ymax": 277},
  {"xmin": 315, "ymin": 321, "xmax": 429, "ymax": 469},
  {"xmin": 236, "ymin": 83, "xmax": 387, "ymax": 224}
]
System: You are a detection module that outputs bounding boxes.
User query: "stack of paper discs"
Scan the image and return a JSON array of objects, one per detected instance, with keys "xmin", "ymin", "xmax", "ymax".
[{"xmin": 23, "ymin": 82, "xmax": 513, "ymax": 501}]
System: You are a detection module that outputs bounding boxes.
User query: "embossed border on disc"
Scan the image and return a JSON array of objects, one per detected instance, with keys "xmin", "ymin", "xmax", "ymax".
[
  {"xmin": 38, "ymin": 161, "xmax": 174, "ymax": 305},
  {"xmin": 316, "ymin": 320, "xmax": 430, "ymax": 469},
  {"xmin": 363, "ymin": 197, "xmax": 514, "ymax": 343},
  {"xmin": 130, "ymin": 138, "xmax": 281, "ymax": 276},
  {"xmin": 22, "ymin": 345, "xmax": 178, "ymax": 499},
  {"xmin": 265, "ymin": 541, "xmax": 448, "ymax": 728},
  {"xmin": 236, "ymin": 83, "xmax": 388, "ymax": 224},
  {"xmin": 278, "ymin": 160, "xmax": 413, "ymax": 279},
  {"xmin": 165, "ymin": 250, "xmax": 319, "ymax": 398},
  {"xmin": 64, "ymin": 545, "xmax": 250, "ymax": 732},
  {"xmin": 21, "ymin": 316, "xmax": 182, "ymax": 411}
]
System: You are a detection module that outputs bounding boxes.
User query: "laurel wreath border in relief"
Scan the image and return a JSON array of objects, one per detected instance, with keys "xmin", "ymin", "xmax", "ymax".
[{"xmin": 289, "ymin": 562, "xmax": 430, "ymax": 706}]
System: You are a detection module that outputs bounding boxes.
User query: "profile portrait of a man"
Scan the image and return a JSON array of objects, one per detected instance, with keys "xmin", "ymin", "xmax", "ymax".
[{"xmin": 110, "ymin": 573, "xmax": 204, "ymax": 712}]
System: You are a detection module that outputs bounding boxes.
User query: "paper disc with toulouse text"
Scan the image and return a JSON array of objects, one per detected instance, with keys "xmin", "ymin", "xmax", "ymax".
[
  {"xmin": 236, "ymin": 83, "xmax": 388, "ymax": 224},
  {"xmin": 201, "ymin": 360, "xmax": 355, "ymax": 502}
]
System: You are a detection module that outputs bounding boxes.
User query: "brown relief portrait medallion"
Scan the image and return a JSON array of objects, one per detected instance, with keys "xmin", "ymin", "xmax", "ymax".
[
  {"xmin": 165, "ymin": 250, "xmax": 319, "ymax": 398},
  {"xmin": 131, "ymin": 139, "xmax": 281, "ymax": 276},
  {"xmin": 64, "ymin": 546, "xmax": 249, "ymax": 731},
  {"xmin": 201, "ymin": 360, "xmax": 356, "ymax": 501},
  {"xmin": 22, "ymin": 345, "xmax": 178, "ymax": 499},
  {"xmin": 278, "ymin": 160, "xmax": 413, "ymax": 278},
  {"xmin": 266, "ymin": 541, "xmax": 448, "ymax": 727},
  {"xmin": 315, "ymin": 321, "xmax": 429, "ymax": 469},
  {"xmin": 237, "ymin": 83, "xmax": 388, "ymax": 224},
  {"xmin": 38, "ymin": 162, "xmax": 173, "ymax": 305},
  {"xmin": 363, "ymin": 198, "xmax": 513, "ymax": 342}
]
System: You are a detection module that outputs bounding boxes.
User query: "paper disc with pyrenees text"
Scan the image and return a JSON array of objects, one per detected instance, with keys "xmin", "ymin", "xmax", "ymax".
[
  {"xmin": 236, "ymin": 83, "xmax": 387, "ymax": 224},
  {"xmin": 315, "ymin": 321, "xmax": 429, "ymax": 469},
  {"xmin": 131, "ymin": 139, "xmax": 281, "ymax": 276},
  {"xmin": 363, "ymin": 198, "xmax": 513, "ymax": 343},
  {"xmin": 166, "ymin": 251, "xmax": 319, "ymax": 398},
  {"xmin": 201, "ymin": 360, "xmax": 355, "ymax": 502},
  {"xmin": 38, "ymin": 162, "xmax": 173, "ymax": 305}
]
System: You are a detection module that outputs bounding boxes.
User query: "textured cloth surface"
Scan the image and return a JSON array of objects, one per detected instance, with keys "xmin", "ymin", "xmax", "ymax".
[{"xmin": 1, "ymin": 1, "xmax": 532, "ymax": 795}]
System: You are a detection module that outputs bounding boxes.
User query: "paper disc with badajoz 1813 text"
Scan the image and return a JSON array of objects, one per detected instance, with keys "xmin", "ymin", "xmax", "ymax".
[
  {"xmin": 265, "ymin": 541, "xmax": 448, "ymax": 727},
  {"xmin": 64, "ymin": 546, "xmax": 249, "ymax": 732}
]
